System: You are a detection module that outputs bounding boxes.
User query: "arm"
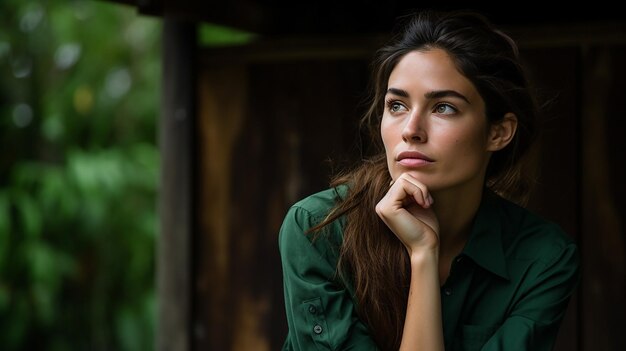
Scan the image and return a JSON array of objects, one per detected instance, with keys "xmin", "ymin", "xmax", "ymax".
[
  {"xmin": 279, "ymin": 204, "xmax": 379, "ymax": 351},
  {"xmin": 480, "ymin": 242, "xmax": 580, "ymax": 351},
  {"xmin": 376, "ymin": 174, "xmax": 445, "ymax": 351},
  {"xmin": 401, "ymin": 251, "xmax": 444, "ymax": 351}
]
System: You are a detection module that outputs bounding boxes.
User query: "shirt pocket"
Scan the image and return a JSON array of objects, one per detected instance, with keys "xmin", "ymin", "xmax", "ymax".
[
  {"xmin": 301, "ymin": 297, "xmax": 332, "ymax": 350},
  {"xmin": 460, "ymin": 324, "xmax": 500, "ymax": 351}
]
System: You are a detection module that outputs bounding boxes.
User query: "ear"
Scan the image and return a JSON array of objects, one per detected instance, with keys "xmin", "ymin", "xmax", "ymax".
[{"xmin": 487, "ymin": 113, "xmax": 517, "ymax": 151}]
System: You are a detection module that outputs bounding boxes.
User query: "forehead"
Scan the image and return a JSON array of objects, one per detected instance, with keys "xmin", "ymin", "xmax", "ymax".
[{"xmin": 388, "ymin": 49, "xmax": 480, "ymax": 101}]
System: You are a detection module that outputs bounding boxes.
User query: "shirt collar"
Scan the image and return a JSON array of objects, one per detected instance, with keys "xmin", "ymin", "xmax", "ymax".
[{"xmin": 461, "ymin": 190, "xmax": 510, "ymax": 281}]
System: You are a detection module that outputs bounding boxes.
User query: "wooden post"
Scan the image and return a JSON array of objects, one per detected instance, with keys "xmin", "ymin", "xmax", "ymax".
[
  {"xmin": 157, "ymin": 18, "xmax": 196, "ymax": 351},
  {"xmin": 580, "ymin": 45, "xmax": 626, "ymax": 351}
]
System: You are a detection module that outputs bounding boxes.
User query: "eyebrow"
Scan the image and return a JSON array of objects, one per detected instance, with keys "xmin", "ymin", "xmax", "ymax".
[{"xmin": 386, "ymin": 88, "xmax": 471, "ymax": 104}]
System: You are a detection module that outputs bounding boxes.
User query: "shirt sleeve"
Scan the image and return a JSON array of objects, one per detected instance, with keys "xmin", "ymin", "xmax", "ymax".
[
  {"xmin": 480, "ymin": 242, "xmax": 581, "ymax": 351},
  {"xmin": 279, "ymin": 205, "xmax": 379, "ymax": 351}
]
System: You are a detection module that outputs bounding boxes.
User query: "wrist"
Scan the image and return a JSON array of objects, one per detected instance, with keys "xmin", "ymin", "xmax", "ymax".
[{"xmin": 409, "ymin": 248, "xmax": 439, "ymax": 266}]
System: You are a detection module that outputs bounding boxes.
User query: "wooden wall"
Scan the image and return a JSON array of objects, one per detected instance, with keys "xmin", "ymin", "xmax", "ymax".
[
  {"xmin": 191, "ymin": 27, "xmax": 626, "ymax": 351},
  {"xmin": 193, "ymin": 49, "xmax": 371, "ymax": 351}
]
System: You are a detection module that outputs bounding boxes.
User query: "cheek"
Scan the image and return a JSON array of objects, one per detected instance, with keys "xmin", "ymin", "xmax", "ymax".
[
  {"xmin": 443, "ymin": 126, "xmax": 488, "ymax": 157},
  {"xmin": 462, "ymin": 133, "xmax": 490, "ymax": 161}
]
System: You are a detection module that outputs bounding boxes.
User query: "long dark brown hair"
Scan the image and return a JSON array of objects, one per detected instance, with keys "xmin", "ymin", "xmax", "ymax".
[{"xmin": 312, "ymin": 10, "xmax": 539, "ymax": 350}]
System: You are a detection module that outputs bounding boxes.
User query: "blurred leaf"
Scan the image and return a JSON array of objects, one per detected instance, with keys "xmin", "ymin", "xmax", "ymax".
[
  {"xmin": 198, "ymin": 22, "xmax": 257, "ymax": 47},
  {"xmin": 13, "ymin": 191, "xmax": 41, "ymax": 239}
]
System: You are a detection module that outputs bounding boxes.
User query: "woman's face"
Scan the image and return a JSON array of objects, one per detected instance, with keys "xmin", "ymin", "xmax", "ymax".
[{"xmin": 381, "ymin": 48, "xmax": 494, "ymax": 193}]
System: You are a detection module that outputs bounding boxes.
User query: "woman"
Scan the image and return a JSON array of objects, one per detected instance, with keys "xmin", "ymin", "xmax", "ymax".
[{"xmin": 278, "ymin": 10, "xmax": 580, "ymax": 351}]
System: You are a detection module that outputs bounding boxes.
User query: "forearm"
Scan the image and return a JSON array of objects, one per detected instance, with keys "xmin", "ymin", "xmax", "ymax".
[{"xmin": 399, "ymin": 251, "xmax": 444, "ymax": 351}]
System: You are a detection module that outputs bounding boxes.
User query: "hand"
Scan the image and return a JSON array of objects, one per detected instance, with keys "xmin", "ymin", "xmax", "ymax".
[{"xmin": 375, "ymin": 173, "xmax": 440, "ymax": 253}]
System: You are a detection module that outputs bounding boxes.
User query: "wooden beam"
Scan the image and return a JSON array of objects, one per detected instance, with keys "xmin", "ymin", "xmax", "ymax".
[
  {"xmin": 100, "ymin": 0, "xmax": 626, "ymax": 36},
  {"xmin": 157, "ymin": 18, "xmax": 196, "ymax": 351}
]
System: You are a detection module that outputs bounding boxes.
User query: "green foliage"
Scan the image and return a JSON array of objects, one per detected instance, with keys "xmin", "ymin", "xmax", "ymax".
[
  {"xmin": 0, "ymin": 0, "xmax": 160, "ymax": 349},
  {"xmin": 198, "ymin": 22, "xmax": 257, "ymax": 47}
]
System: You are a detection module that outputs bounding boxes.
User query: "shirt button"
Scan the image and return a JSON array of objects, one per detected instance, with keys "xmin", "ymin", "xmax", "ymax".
[
  {"xmin": 444, "ymin": 288, "xmax": 452, "ymax": 296},
  {"xmin": 456, "ymin": 256, "xmax": 463, "ymax": 263},
  {"xmin": 313, "ymin": 324, "xmax": 323, "ymax": 334},
  {"xmin": 308, "ymin": 305, "xmax": 317, "ymax": 314}
]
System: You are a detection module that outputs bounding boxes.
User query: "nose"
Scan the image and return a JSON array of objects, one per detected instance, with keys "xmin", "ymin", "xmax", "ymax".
[{"xmin": 401, "ymin": 110, "xmax": 427, "ymax": 143}]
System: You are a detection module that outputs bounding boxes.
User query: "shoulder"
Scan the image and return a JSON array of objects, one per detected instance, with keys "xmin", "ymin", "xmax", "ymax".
[
  {"xmin": 493, "ymin": 194, "xmax": 578, "ymax": 267},
  {"xmin": 289, "ymin": 186, "xmax": 347, "ymax": 223},
  {"xmin": 278, "ymin": 186, "xmax": 346, "ymax": 256}
]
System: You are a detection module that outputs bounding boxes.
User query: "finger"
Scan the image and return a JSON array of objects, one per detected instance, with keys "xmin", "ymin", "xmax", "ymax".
[
  {"xmin": 402, "ymin": 173, "xmax": 435, "ymax": 207},
  {"xmin": 397, "ymin": 174, "xmax": 430, "ymax": 208}
]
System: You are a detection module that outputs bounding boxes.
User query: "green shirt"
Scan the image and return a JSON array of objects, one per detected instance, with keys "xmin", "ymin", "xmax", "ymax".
[{"xmin": 279, "ymin": 187, "xmax": 580, "ymax": 351}]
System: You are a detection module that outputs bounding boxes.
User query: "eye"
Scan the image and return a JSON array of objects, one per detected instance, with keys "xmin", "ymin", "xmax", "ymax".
[
  {"xmin": 386, "ymin": 100, "xmax": 407, "ymax": 113},
  {"xmin": 433, "ymin": 103, "xmax": 457, "ymax": 115}
]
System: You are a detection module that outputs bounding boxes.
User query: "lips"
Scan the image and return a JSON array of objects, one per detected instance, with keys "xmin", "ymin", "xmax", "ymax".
[
  {"xmin": 397, "ymin": 151, "xmax": 434, "ymax": 162},
  {"xmin": 396, "ymin": 151, "xmax": 434, "ymax": 167}
]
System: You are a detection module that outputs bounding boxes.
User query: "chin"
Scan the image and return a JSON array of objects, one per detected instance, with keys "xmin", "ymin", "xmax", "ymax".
[{"xmin": 393, "ymin": 170, "xmax": 436, "ymax": 187}]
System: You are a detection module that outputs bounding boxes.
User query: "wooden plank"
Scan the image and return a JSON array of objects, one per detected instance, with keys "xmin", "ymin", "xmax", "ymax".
[
  {"xmin": 157, "ymin": 18, "xmax": 196, "ymax": 351},
  {"xmin": 194, "ymin": 64, "xmax": 249, "ymax": 350},
  {"xmin": 580, "ymin": 46, "xmax": 626, "ymax": 351}
]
